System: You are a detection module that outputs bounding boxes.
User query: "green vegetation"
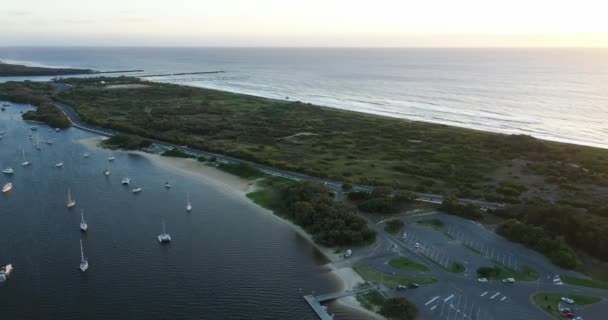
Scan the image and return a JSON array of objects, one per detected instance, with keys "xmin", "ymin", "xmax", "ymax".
[
  {"xmin": 22, "ymin": 105, "xmax": 70, "ymax": 128},
  {"xmin": 380, "ymin": 297, "xmax": 418, "ymax": 320},
  {"xmin": 451, "ymin": 262, "xmax": 465, "ymax": 273},
  {"xmin": 246, "ymin": 190, "xmax": 274, "ymax": 210},
  {"xmin": 384, "ymin": 219, "xmax": 405, "ymax": 235},
  {"xmin": 463, "ymin": 243, "xmax": 482, "ymax": 255},
  {"xmin": 215, "ymin": 162, "xmax": 264, "ymax": 179},
  {"xmin": 0, "ymin": 62, "xmax": 94, "ymax": 76},
  {"xmin": 349, "ymin": 187, "xmax": 415, "ymax": 214},
  {"xmin": 388, "ymin": 257, "xmax": 430, "ymax": 271},
  {"xmin": 562, "ymin": 276, "xmax": 608, "ymax": 290},
  {"xmin": 534, "ymin": 293, "xmax": 602, "ymax": 319},
  {"xmin": 476, "ymin": 265, "xmax": 538, "ymax": 281},
  {"xmin": 354, "ymin": 266, "xmax": 436, "ymax": 289},
  {"xmin": 439, "ymin": 195, "xmax": 483, "ymax": 220},
  {"xmin": 102, "ymin": 134, "xmax": 152, "ymax": 150},
  {"xmin": 356, "ymin": 290, "xmax": 385, "ymax": 313},
  {"xmin": 497, "ymin": 219, "xmax": 578, "ymax": 269},
  {"xmin": 416, "ymin": 218, "xmax": 444, "ymax": 230},
  {"xmin": 161, "ymin": 148, "xmax": 191, "ymax": 158},
  {"xmin": 494, "ymin": 204, "xmax": 608, "ymax": 266}
]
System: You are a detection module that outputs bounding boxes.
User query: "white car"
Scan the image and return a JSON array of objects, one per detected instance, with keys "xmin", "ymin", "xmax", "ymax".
[
  {"xmin": 477, "ymin": 278, "xmax": 488, "ymax": 283},
  {"xmin": 402, "ymin": 232, "xmax": 407, "ymax": 239},
  {"xmin": 501, "ymin": 278, "xmax": 515, "ymax": 283},
  {"xmin": 561, "ymin": 297, "xmax": 575, "ymax": 304},
  {"xmin": 344, "ymin": 249, "xmax": 352, "ymax": 258},
  {"xmin": 414, "ymin": 242, "xmax": 420, "ymax": 249}
]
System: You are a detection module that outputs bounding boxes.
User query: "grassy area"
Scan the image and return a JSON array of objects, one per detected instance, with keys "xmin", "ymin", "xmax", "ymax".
[
  {"xmin": 416, "ymin": 218, "xmax": 444, "ymax": 230},
  {"xmin": 462, "ymin": 243, "xmax": 482, "ymax": 255},
  {"xmin": 161, "ymin": 148, "xmax": 192, "ymax": 158},
  {"xmin": 216, "ymin": 162, "xmax": 265, "ymax": 179},
  {"xmin": 384, "ymin": 219, "xmax": 405, "ymax": 235},
  {"xmin": 479, "ymin": 264, "xmax": 539, "ymax": 281},
  {"xmin": 388, "ymin": 257, "xmax": 430, "ymax": 271},
  {"xmin": 451, "ymin": 262, "xmax": 465, "ymax": 273},
  {"xmin": 563, "ymin": 276, "xmax": 608, "ymax": 290},
  {"xmin": 246, "ymin": 190, "xmax": 274, "ymax": 210},
  {"xmin": 533, "ymin": 293, "xmax": 602, "ymax": 319},
  {"xmin": 356, "ymin": 290, "xmax": 385, "ymax": 313},
  {"xmin": 354, "ymin": 266, "xmax": 436, "ymax": 289}
]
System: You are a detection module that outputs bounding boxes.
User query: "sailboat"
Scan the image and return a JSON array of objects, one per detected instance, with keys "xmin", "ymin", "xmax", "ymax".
[
  {"xmin": 132, "ymin": 186, "xmax": 142, "ymax": 193},
  {"xmin": 80, "ymin": 209, "xmax": 88, "ymax": 232},
  {"xmin": 67, "ymin": 188, "xmax": 76, "ymax": 208},
  {"xmin": 103, "ymin": 168, "xmax": 110, "ymax": 176},
  {"xmin": 121, "ymin": 177, "xmax": 131, "ymax": 185},
  {"xmin": 0, "ymin": 264, "xmax": 13, "ymax": 281},
  {"xmin": 186, "ymin": 193, "xmax": 192, "ymax": 212},
  {"xmin": 83, "ymin": 152, "xmax": 89, "ymax": 158},
  {"xmin": 79, "ymin": 239, "xmax": 89, "ymax": 272},
  {"xmin": 55, "ymin": 162, "xmax": 64, "ymax": 168},
  {"xmin": 108, "ymin": 155, "xmax": 115, "ymax": 161},
  {"xmin": 2, "ymin": 167, "xmax": 13, "ymax": 174},
  {"xmin": 157, "ymin": 219, "xmax": 172, "ymax": 243},
  {"xmin": 34, "ymin": 134, "xmax": 41, "ymax": 150},
  {"xmin": 2, "ymin": 182, "xmax": 12, "ymax": 193},
  {"xmin": 164, "ymin": 181, "xmax": 171, "ymax": 188},
  {"xmin": 21, "ymin": 149, "xmax": 30, "ymax": 166}
]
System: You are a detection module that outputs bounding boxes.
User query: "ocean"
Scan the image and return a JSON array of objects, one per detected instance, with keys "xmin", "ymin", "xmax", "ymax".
[{"xmin": 1, "ymin": 47, "xmax": 607, "ymax": 148}]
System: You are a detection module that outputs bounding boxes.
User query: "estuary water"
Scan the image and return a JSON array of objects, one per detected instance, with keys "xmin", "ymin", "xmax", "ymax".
[
  {"xmin": 0, "ymin": 104, "xmax": 364, "ymax": 319},
  {"xmin": 1, "ymin": 47, "xmax": 607, "ymax": 148}
]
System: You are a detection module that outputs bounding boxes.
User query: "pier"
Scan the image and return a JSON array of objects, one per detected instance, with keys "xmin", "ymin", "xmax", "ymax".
[{"xmin": 303, "ymin": 285, "xmax": 375, "ymax": 319}]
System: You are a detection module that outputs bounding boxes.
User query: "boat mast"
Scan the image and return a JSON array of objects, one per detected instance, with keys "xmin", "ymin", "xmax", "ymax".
[
  {"xmin": 81, "ymin": 209, "xmax": 85, "ymax": 223},
  {"xmin": 80, "ymin": 239, "xmax": 84, "ymax": 261},
  {"xmin": 162, "ymin": 219, "xmax": 166, "ymax": 234}
]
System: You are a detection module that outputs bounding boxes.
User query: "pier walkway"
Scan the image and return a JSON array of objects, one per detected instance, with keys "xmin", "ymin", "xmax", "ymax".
[{"xmin": 303, "ymin": 285, "xmax": 375, "ymax": 319}]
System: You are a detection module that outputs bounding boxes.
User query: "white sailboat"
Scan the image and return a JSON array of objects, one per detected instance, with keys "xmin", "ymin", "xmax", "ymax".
[
  {"xmin": 0, "ymin": 264, "xmax": 13, "ymax": 281},
  {"xmin": 2, "ymin": 182, "xmax": 12, "ymax": 193},
  {"xmin": 67, "ymin": 188, "xmax": 76, "ymax": 208},
  {"xmin": 121, "ymin": 177, "xmax": 131, "ymax": 185},
  {"xmin": 21, "ymin": 149, "xmax": 30, "ymax": 166},
  {"xmin": 186, "ymin": 193, "xmax": 192, "ymax": 212},
  {"xmin": 108, "ymin": 155, "xmax": 115, "ymax": 161},
  {"xmin": 157, "ymin": 219, "xmax": 172, "ymax": 243},
  {"xmin": 80, "ymin": 209, "xmax": 88, "ymax": 232},
  {"xmin": 79, "ymin": 239, "xmax": 89, "ymax": 272},
  {"xmin": 55, "ymin": 162, "xmax": 64, "ymax": 168},
  {"xmin": 2, "ymin": 167, "xmax": 13, "ymax": 174},
  {"xmin": 83, "ymin": 152, "xmax": 89, "ymax": 158},
  {"xmin": 132, "ymin": 186, "xmax": 142, "ymax": 193},
  {"xmin": 164, "ymin": 181, "xmax": 171, "ymax": 188},
  {"xmin": 103, "ymin": 168, "xmax": 110, "ymax": 176}
]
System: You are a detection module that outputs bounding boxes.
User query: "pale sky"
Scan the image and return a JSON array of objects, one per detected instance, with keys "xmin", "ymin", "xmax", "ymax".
[{"xmin": 2, "ymin": 0, "xmax": 608, "ymax": 47}]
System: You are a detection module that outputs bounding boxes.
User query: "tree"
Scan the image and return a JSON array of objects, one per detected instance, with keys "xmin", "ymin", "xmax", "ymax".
[
  {"xmin": 381, "ymin": 297, "xmax": 418, "ymax": 320},
  {"xmin": 342, "ymin": 183, "xmax": 353, "ymax": 192}
]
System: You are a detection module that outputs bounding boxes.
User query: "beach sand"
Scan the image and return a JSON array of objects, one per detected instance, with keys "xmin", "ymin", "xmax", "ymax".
[{"xmin": 79, "ymin": 137, "xmax": 384, "ymax": 319}]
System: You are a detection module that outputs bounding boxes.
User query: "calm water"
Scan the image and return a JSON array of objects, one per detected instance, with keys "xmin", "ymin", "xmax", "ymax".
[
  {"xmin": 1, "ymin": 47, "xmax": 608, "ymax": 148},
  {"xmin": 0, "ymin": 104, "xmax": 366, "ymax": 319}
]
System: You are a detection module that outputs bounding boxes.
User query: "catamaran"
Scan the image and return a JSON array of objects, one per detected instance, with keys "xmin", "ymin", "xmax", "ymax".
[
  {"xmin": 2, "ymin": 167, "xmax": 13, "ymax": 174},
  {"xmin": 55, "ymin": 162, "xmax": 64, "ymax": 168},
  {"xmin": 80, "ymin": 209, "xmax": 88, "ymax": 232},
  {"xmin": 67, "ymin": 188, "xmax": 76, "ymax": 208},
  {"xmin": 132, "ymin": 186, "xmax": 142, "ymax": 193},
  {"xmin": 157, "ymin": 220, "xmax": 172, "ymax": 243},
  {"xmin": 2, "ymin": 182, "xmax": 12, "ymax": 193},
  {"xmin": 121, "ymin": 177, "xmax": 131, "ymax": 185},
  {"xmin": 79, "ymin": 240, "xmax": 89, "ymax": 272},
  {"xmin": 21, "ymin": 149, "xmax": 30, "ymax": 166},
  {"xmin": 186, "ymin": 193, "xmax": 192, "ymax": 212}
]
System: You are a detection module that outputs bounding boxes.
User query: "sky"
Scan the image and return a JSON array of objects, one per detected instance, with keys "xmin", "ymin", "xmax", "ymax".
[{"xmin": 2, "ymin": 0, "xmax": 608, "ymax": 47}]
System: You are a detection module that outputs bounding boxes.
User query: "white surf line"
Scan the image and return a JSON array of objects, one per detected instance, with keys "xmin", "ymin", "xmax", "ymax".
[
  {"xmin": 425, "ymin": 296, "xmax": 440, "ymax": 306},
  {"xmin": 444, "ymin": 294, "xmax": 455, "ymax": 302},
  {"xmin": 490, "ymin": 292, "xmax": 501, "ymax": 299},
  {"xmin": 480, "ymin": 291, "xmax": 488, "ymax": 297},
  {"xmin": 500, "ymin": 296, "xmax": 507, "ymax": 301}
]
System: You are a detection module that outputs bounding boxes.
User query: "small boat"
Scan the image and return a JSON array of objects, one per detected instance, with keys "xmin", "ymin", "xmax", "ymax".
[
  {"xmin": 2, "ymin": 167, "xmax": 13, "ymax": 174},
  {"xmin": 164, "ymin": 181, "xmax": 171, "ymax": 188},
  {"xmin": 29, "ymin": 134, "xmax": 33, "ymax": 139},
  {"xmin": 80, "ymin": 209, "xmax": 88, "ymax": 232},
  {"xmin": 55, "ymin": 162, "xmax": 64, "ymax": 168},
  {"xmin": 157, "ymin": 220, "xmax": 172, "ymax": 243},
  {"xmin": 103, "ymin": 168, "xmax": 110, "ymax": 176},
  {"xmin": 67, "ymin": 188, "xmax": 76, "ymax": 208},
  {"xmin": 132, "ymin": 186, "xmax": 142, "ymax": 193},
  {"xmin": 55, "ymin": 128, "xmax": 60, "ymax": 132},
  {"xmin": 2, "ymin": 103, "xmax": 9, "ymax": 107},
  {"xmin": 186, "ymin": 192, "xmax": 192, "ymax": 212},
  {"xmin": 0, "ymin": 264, "xmax": 13, "ymax": 281},
  {"xmin": 83, "ymin": 152, "xmax": 89, "ymax": 158},
  {"xmin": 2, "ymin": 182, "xmax": 12, "ymax": 193},
  {"xmin": 21, "ymin": 149, "xmax": 30, "ymax": 166},
  {"xmin": 121, "ymin": 177, "xmax": 131, "ymax": 185},
  {"xmin": 108, "ymin": 155, "xmax": 115, "ymax": 161},
  {"xmin": 79, "ymin": 240, "xmax": 89, "ymax": 272},
  {"xmin": 48, "ymin": 129, "xmax": 52, "ymax": 132},
  {"xmin": 44, "ymin": 140, "xmax": 53, "ymax": 145},
  {"xmin": 29, "ymin": 126, "xmax": 38, "ymax": 131}
]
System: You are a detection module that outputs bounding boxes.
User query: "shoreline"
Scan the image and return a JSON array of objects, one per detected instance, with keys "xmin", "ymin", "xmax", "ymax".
[{"xmin": 78, "ymin": 137, "xmax": 383, "ymax": 319}]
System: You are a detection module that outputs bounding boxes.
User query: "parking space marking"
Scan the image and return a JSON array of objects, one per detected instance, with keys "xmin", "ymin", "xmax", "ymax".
[
  {"xmin": 500, "ymin": 296, "xmax": 507, "ymax": 301},
  {"xmin": 430, "ymin": 305, "xmax": 437, "ymax": 311},
  {"xmin": 425, "ymin": 296, "xmax": 440, "ymax": 306},
  {"xmin": 444, "ymin": 294, "xmax": 454, "ymax": 302},
  {"xmin": 490, "ymin": 292, "xmax": 501, "ymax": 299},
  {"xmin": 480, "ymin": 291, "xmax": 488, "ymax": 297}
]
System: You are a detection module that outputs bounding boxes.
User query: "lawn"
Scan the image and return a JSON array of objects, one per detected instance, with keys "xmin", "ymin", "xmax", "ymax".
[
  {"xmin": 533, "ymin": 292, "xmax": 602, "ymax": 319},
  {"xmin": 388, "ymin": 257, "xmax": 430, "ymax": 272},
  {"xmin": 563, "ymin": 276, "xmax": 608, "ymax": 290},
  {"xmin": 354, "ymin": 266, "xmax": 436, "ymax": 289},
  {"xmin": 356, "ymin": 290, "xmax": 385, "ymax": 313}
]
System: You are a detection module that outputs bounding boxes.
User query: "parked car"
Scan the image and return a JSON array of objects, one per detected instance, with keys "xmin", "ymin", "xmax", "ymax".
[
  {"xmin": 561, "ymin": 310, "xmax": 574, "ymax": 319},
  {"xmin": 408, "ymin": 283, "xmax": 420, "ymax": 289},
  {"xmin": 414, "ymin": 242, "xmax": 420, "ymax": 249},
  {"xmin": 501, "ymin": 278, "xmax": 515, "ymax": 283},
  {"xmin": 477, "ymin": 278, "xmax": 488, "ymax": 283},
  {"xmin": 344, "ymin": 249, "xmax": 352, "ymax": 258},
  {"xmin": 402, "ymin": 232, "xmax": 407, "ymax": 239},
  {"xmin": 396, "ymin": 285, "xmax": 408, "ymax": 291},
  {"xmin": 561, "ymin": 297, "xmax": 575, "ymax": 304}
]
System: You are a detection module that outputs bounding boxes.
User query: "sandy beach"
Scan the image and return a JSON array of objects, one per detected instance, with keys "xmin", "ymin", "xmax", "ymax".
[{"xmin": 79, "ymin": 137, "xmax": 383, "ymax": 319}]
